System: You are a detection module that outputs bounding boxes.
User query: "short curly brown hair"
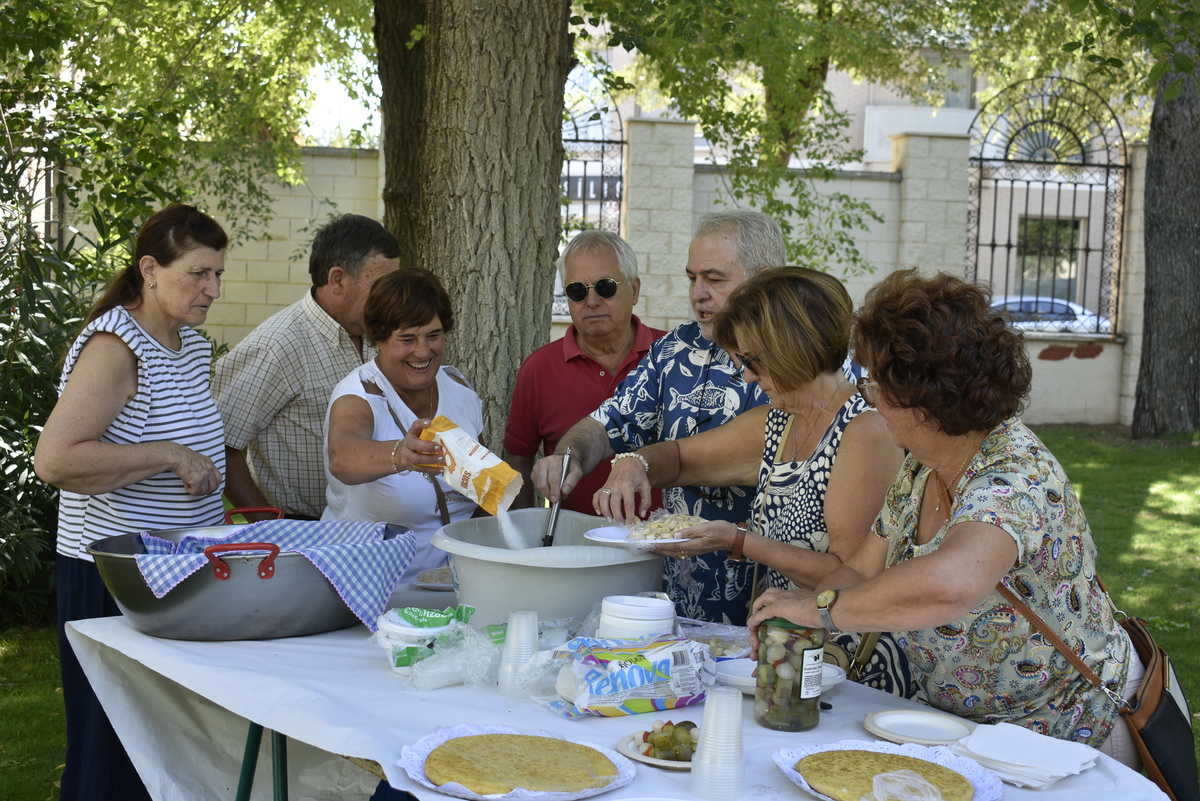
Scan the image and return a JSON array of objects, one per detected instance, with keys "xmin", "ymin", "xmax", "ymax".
[{"xmin": 852, "ymin": 269, "xmax": 1031, "ymax": 436}]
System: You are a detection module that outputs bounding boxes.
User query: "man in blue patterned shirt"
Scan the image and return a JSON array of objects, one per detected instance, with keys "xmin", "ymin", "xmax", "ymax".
[{"xmin": 532, "ymin": 210, "xmax": 782, "ymax": 624}]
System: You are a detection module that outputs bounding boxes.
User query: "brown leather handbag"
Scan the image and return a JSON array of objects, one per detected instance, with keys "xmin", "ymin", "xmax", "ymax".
[{"xmin": 997, "ymin": 583, "xmax": 1198, "ymax": 801}]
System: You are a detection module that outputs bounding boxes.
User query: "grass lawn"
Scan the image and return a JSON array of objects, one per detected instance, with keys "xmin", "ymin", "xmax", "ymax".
[
  {"xmin": 0, "ymin": 424, "xmax": 1196, "ymax": 800},
  {"xmin": 0, "ymin": 627, "xmax": 62, "ymax": 801}
]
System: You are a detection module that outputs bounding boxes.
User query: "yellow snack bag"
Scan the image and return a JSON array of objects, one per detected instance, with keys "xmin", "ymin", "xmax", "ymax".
[{"xmin": 419, "ymin": 416, "xmax": 522, "ymax": 516}]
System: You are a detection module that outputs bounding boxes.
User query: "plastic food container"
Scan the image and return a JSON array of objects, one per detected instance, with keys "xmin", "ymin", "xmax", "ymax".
[
  {"xmin": 376, "ymin": 614, "xmax": 458, "ymax": 676},
  {"xmin": 598, "ymin": 594, "xmax": 676, "ymax": 639},
  {"xmin": 431, "ymin": 509, "xmax": 663, "ymax": 627},
  {"xmin": 754, "ymin": 618, "xmax": 825, "ymax": 731}
]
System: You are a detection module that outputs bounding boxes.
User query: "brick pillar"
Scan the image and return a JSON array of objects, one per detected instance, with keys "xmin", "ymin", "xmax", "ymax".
[
  {"xmin": 623, "ymin": 118, "xmax": 697, "ymax": 330},
  {"xmin": 890, "ymin": 133, "xmax": 970, "ymax": 275}
]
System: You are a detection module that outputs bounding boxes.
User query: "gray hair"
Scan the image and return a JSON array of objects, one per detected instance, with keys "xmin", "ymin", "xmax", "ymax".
[
  {"xmin": 556, "ymin": 229, "xmax": 639, "ymax": 284},
  {"xmin": 694, "ymin": 210, "xmax": 785, "ymax": 277}
]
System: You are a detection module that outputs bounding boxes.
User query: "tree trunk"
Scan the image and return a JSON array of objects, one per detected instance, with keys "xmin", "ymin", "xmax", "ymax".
[
  {"xmin": 420, "ymin": 0, "xmax": 573, "ymax": 448},
  {"xmin": 375, "ymin": 0, "xmax": 425, "ymax": 265},
  {"xmin": 1133, "ymin": 51, "xmax": 1200, "ymax": 437}
]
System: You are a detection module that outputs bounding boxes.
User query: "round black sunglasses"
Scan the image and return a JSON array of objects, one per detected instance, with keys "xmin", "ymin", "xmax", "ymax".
[{"xmin": 564, "ymin": 278, "xmax": 624, "ymax": 303}]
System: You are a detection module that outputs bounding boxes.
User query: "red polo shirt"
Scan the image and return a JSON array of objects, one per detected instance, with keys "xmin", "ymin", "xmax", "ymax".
[{"xmin": 504, "ymin": 316, "xmax": 666, "ymax": 515}]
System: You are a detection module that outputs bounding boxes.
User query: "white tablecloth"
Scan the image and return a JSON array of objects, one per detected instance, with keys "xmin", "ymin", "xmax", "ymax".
[{"xmin": 66, "ymin": 618, "xmax": 1167, "ymax": 801}]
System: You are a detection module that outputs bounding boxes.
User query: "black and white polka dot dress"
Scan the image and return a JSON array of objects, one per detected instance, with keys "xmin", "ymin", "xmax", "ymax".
[{"xmin": 750, "ymin": 396, "xmax": 917, "ymax": 698}]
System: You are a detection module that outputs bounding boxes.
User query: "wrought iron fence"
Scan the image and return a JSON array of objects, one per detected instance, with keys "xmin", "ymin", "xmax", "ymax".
[{"xmin": 966, "ymin": 77, "xmax": 1126, "ymax": 335}]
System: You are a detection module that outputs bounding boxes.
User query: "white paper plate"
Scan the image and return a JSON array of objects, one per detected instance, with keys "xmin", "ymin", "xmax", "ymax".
[
  {"xmin": 714, "ymin": 658, "xmax": 757, "ymax": 695},
  {"xmin": 400, "ymin": 723, "xmax": 636, "ymax": 800},
  {"xmin": 774, "ymin": 738, "xmax": 1002, "ymax": 801},
  {"xmin": 615, "ymin": 733, "xmax": 691, "ymax": 771},
  {"xmin": 862, "ymin": 708, "xmax": 977, "ymax": 746},
  {"xmin": 583, "ymin": 526, "xmax": 692, "ymax": 547},
  {"xmin": 821, "ymin": 663, "xmax": 847, "ymax": 692},
  {"xmin": 714, "ymin": 659, "xmax": 847, "ymax": 697},
  {"xmin": 415, "ymin": 580, "xmax": 455, "ymax": 591},
  {"xmin": 415, "ymin": 567, "xmax": 455, "ymax": 591}
]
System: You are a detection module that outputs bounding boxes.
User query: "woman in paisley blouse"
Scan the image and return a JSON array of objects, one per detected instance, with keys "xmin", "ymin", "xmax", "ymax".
[
  {"xmin": 597, "ymin": 266, "xmax": 914, "ymax": 696},
  {"xmin": 748, "ymin": 269, "xmax": 1142, "ymax": 765}
]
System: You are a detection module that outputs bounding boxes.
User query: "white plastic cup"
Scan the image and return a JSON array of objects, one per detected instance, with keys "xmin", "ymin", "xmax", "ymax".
[
  {"xmin": 498, "ymin": 610, "xmax": 538, "ymax": 697},
  {"xmin": 690, "ymin": 687, "xmax": 745, "ymax": 800},
  {"xmin": 690, "ymin": 760, "xmax": 746, "ymax": 801}
]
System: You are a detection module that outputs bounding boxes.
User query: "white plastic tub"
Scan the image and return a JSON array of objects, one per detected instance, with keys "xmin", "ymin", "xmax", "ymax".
[
  {"xmin": 431, "ymin": 509, "xmax": 664, "ymax": 627},
  {"xmin": 598, "ymin": 594, "xmax": 676, "ymax": 639}
]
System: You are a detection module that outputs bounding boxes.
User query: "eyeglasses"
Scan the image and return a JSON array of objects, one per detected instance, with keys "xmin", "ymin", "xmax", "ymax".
[
  {"xmin": 564, "ymin": 278, "xmax": 624, "ymax": 303},
  {"xmin": 856, "ymin": 378, "xmax": 879, "ymax": 407},
  {"xmin": 734, "ymin": 352, "xmax": 760, "ymax": 375}
]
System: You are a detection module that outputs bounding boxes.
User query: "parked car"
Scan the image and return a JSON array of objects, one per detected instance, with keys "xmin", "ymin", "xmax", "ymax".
[{"xmin": 991, "ymin": 295, "xmax": 1112, "ymax": 334}]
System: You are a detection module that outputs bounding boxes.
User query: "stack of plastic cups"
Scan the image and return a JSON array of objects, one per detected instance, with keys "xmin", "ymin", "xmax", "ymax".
[
  {"xmin": 497, "ymin": 610, "xmax": 538, "ymax": 697},
  {"xmin": 689, "ymin": 686, "xmax": 745, "ymax": 800}
]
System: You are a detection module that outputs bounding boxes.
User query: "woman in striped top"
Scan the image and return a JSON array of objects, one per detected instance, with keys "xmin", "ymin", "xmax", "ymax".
[{"xmin": 35, "ymin": 204, "xmax": 228, "ymax": 801}]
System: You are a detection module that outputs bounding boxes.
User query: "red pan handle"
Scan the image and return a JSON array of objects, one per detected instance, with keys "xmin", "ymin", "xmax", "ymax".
[
  {"xmin": 224, "ymin": 506, "xmax": 285, "ymax": 524},
  {"xmin": 203, "ymin": 542, "xmax": 281, "ymax": 580}
]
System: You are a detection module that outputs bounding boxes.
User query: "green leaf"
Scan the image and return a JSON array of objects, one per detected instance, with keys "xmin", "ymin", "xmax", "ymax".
[
  {"xmin": 1067, "ymin": 0, "xmax": 1090, "ymax": 14},
  {"xmin": 1173, "ymin": 52, "xmax": 1195, "ymax": 74},
  {"xmin": 1063, "ymin": 41, "xmax": 1083, "ymax": 52},
  {"xmin": 1148, "ymin": 59, "xmax": 1170, "ymax": 85},
  {"xmin": 1164, "ymin": 77, "xmax": 1184, "ymax": 101}
]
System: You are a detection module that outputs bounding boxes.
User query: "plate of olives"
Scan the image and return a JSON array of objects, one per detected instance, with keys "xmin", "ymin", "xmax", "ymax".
[{"xmin": 616, "ymin": 719, "xmax": 700, "ymax": 770}]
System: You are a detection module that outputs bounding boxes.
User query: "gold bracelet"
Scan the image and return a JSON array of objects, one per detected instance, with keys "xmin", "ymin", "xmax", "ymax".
[
  {"xmin": 390, "ymin": 439, "xmax": 403, "ymax": 473},
  {"xmin": 611, "ymin": 452, "xmax": 649, "ymax": 473}
]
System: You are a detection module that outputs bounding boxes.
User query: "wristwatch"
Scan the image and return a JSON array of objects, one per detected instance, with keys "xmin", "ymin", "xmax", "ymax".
[{"xmin": 816, "ymin": 588, "xmax": 842, "ymax": 634}]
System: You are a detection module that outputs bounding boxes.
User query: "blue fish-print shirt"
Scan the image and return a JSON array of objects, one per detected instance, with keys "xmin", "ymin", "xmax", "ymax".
[{"xmin": 590, "ymin": 321, "xmax": 767, "ymax": 624}]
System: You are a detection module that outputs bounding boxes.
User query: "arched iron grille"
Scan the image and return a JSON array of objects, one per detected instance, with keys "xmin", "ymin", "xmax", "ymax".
[
  {"xmin": 555, "ymin": 67, "xmax": 626, "ymax": 316},
  {"xmin": 966, "ymin": 77, "xmax": 1127, "ymax": 334}
]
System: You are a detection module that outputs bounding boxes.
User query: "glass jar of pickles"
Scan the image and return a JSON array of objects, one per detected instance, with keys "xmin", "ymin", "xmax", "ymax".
[{"xmin": 754, "ymin": 617, "xmax": 825, "ymax": 731}]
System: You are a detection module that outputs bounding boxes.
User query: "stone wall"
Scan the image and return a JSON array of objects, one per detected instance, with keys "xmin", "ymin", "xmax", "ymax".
[
  {"xmin": 202, "ymin": 147, "xmax": 383, "ymax": 347},
  {"xmin": 207, "ymin": 124, "xmax": 1141, "ymax": 425}
]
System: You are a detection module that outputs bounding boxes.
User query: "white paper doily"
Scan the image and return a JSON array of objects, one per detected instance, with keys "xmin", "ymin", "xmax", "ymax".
[
  {"xmin": 773, "ymin": 738, "xmax": 1003, "ymax": 801},
  {"xmin": 399, "ymin": 723, "xmax": 637, "ymax": 800}
]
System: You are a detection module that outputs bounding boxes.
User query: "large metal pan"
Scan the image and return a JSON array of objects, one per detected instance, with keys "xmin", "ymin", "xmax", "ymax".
[{"xmin": 88, "ymin": 517, "xmax": 365, "ymax": 641}]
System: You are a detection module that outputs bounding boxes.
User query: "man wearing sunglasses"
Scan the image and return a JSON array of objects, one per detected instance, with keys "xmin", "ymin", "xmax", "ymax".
[
  {"xmin": 532, "ymin": 210, "xmax": 782, "ymax": 625},
  {"xmin": 503, "ymin": 230, "xmax": 666, "ymax": 514}
]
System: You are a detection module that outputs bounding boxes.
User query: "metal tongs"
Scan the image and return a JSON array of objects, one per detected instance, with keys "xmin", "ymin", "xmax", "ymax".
[{"xmin": 541, "ymin": 447, "xmax": 572, "ymax": 547}]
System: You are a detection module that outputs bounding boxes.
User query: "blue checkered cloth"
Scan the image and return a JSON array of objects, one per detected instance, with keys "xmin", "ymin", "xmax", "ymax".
[{"xmin": 134, "ymin": 520, "xmax": 416, "ymax": 631}]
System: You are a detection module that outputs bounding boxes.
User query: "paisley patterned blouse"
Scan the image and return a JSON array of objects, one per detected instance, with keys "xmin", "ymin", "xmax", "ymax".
[{"xmin": 875, "ymin": 418, "xmax": 1131, "ymax": 746}]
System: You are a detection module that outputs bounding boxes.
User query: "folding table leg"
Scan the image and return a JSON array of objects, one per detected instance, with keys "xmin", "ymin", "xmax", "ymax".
[
  {"xmin": 271, "ymin": 729, "xmax": 289, "ymax": 801},
  {"xmin": 235, "ymin": 722, "xmax": 264, "ymax": 801}
]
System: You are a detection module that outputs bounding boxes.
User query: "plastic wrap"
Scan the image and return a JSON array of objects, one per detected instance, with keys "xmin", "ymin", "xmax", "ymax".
[
  {"xmin": 623, "ymin": 510, "xmax": 707, "ymax": 554},
  {"xmin": 371, "ymin": 605, "xmax": 502, "ymax": 689},
  {"xmin": 536, "ymin": 634, "xmax": 716, "ymax": 719},
  {"xmin": 678, "ymin": 617, "xmax": 752, "ymax": 660},
  {"xmin": 867, "ymin": 769, "xmax": 947, "ymax": 800}
]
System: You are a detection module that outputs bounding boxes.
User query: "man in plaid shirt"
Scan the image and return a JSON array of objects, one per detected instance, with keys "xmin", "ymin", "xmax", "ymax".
[{"xmin": 213, "ymin": 215, "xmax": 399, "ymax": 519}]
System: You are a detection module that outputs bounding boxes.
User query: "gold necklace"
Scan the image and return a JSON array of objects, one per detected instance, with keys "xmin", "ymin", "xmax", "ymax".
[
  {"xmin": 786, "ymin": 379, "xmax": 847, "ymax": 463},
  {"xmin": 934, "ymin": 432, "xmax": 981, "ymax": 513}
]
